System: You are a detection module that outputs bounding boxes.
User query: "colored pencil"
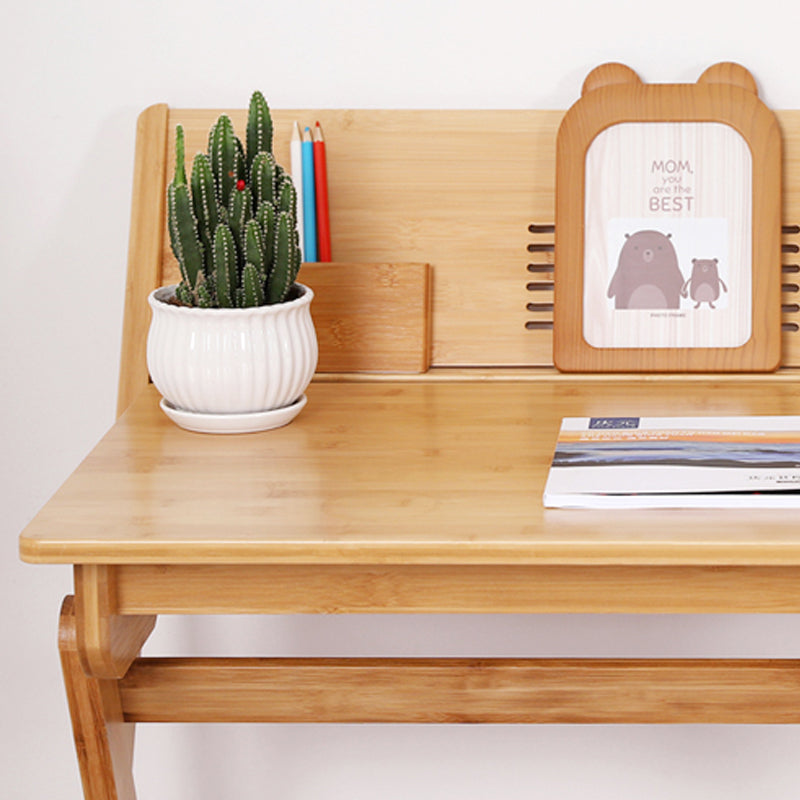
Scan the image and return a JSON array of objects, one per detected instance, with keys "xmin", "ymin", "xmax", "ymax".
[
  {"xmin": 313, "ymin": 122, "xmax": 332, "ymax": 261},
  {"xmin": 301, "ymin": 126, "xmax": 317, "ymax": 262},
  {"xmin": 290, "ymin": 121, "xmax": 305, "ymax": 262}
]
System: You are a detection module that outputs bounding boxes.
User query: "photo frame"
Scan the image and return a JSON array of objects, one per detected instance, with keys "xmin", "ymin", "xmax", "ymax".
[{"xmin": 553, "ymin": 62, "xmax": 782, "ymax": 372}]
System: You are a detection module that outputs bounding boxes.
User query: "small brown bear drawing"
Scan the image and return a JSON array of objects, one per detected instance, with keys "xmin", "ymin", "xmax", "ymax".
[
  {"xmin": 681, "ymin": 258, "xmax": 727, "ymax": 309},
  {"xmin": 607, "ymin": 230, "xmax": 684, "ymax": 309}
]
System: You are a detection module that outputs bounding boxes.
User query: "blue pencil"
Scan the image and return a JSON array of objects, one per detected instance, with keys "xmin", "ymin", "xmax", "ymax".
[{"xmin": 302, "ymin": 127, "xmax": 317, "ymax": 262}]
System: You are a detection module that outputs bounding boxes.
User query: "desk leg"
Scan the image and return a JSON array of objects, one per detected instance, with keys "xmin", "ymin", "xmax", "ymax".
[{"xmin": 59, "ymin": 596, "xmax": 137, "ymax": 800}]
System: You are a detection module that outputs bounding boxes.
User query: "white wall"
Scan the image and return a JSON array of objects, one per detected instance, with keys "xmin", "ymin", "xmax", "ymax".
[{"xmin": 5, "ymin": 1, "xmax": 800, "ymax": 797}]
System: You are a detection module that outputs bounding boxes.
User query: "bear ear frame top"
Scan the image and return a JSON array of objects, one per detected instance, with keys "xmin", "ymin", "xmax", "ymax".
[{"xmin": 553, "ymin": 62, "xmax": 782, "ymax": 372}]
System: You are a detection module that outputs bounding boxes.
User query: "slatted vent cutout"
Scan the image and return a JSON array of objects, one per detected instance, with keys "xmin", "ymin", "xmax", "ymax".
[
  {"xmin": 525, "ymin": 224, "xmax": 555, "ymax": 331},
  {"xmin": 783, "ymin": 225, "xmax": 800, "ymax": 334},
  {"xmin": 525, "ymin": 223, "xmax": 800, "ymax": 367}
]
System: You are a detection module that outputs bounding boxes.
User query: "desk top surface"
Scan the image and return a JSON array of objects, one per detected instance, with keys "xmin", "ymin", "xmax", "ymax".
[{"xmin": 19, "ymin": 377, "xmax": 800, "ymax": 566}]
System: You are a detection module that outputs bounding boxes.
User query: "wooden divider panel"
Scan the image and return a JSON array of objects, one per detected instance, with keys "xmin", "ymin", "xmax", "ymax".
[{"xmin": 119, "ymin": 105, "xmax": 800, "ymax": 412}]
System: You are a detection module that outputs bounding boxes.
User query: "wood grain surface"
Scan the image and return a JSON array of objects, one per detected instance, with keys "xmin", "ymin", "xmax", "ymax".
[
  {"xmin": 302, "ymin": 262, "xmax": 431, "ymax": 373},
  {"xmin": 117, "ymin": 105, "xmax": 800, "ymax": 415},
  {"xmin": 59, "ymin": 598, "xmax": 137, "ymax": 800},
  {"xmin": 20, "ymin": 378, "xmax": 800, "ymax": 566},
  {"xmin": 161, "ymin": 108, "xmax": 561, "ymax": 371},
  {"xmin": 117, "ymin": 656, "xmax": 800, "ymax": 724},
  {"xmin": 74, "ymin": 565, "xmax": 156, "ymax": 679},
  {"xmin": 111, "ymin": 563, "xmax": 800, "ymax": 615}
]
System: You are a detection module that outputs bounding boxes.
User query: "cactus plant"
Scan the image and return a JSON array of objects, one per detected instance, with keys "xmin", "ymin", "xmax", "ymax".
[{"xmin": 167, "ymin": 91, "xmax": 302, "ymax": 308}]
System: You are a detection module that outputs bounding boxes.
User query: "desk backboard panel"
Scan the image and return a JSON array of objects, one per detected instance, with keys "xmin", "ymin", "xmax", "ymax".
[{"xmin": 128, "ymin": 107, "xmax": 800, "ymax": 378}]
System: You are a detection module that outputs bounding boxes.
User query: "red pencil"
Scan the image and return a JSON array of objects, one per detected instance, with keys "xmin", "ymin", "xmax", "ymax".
[{"xmin": 313, "ymin": 121, "xmax": 332, "ymax": 262}]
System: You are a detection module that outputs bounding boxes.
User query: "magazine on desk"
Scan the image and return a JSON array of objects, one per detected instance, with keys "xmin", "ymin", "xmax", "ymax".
[{"xmin": 543, "ymin": 416, "xmax": 800, "ymax": 509}]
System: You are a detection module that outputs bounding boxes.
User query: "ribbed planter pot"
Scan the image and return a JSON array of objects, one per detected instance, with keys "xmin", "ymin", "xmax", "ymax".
[{"xmin": 147, "ymin": 284, "xmax": 318, "ymax": 433}]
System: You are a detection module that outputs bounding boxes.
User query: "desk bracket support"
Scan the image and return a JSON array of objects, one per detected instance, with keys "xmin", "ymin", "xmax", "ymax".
[
  {"xmin": 74, "ymin": 565, "xmax": 157, "ymax": 680},
  {"xmin": 58, "ymin": 566, "xmax": 156, "ymax": 799},
  {"xmin": 59, "ymin": 596, "xmax": 137, "ymax": 800}
]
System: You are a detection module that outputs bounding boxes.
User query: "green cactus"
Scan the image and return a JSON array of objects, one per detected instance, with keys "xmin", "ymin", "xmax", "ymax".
[
  {"xmin": 247, "ymin": 91, "xmax": 273, "ymax": 175},
  {"xmin": 167, "ymin": 126, "xmax": 205, "ymax": 293},
  {"xmin": 252, "ymin": 152, "xmax": 278, "ymax": 207},
  {"xmin": 268, "ymin": 211, "xmax": 295, "ymax": 304},
  {"xmin": 242, "ymin": 263, "xmax": 265, "ymax": 307},
  {"xmin": 228, "ymin": 183, "xmax": 253, "ymax": 254},
  {"xmin": 278, "ymin": 178, "xmax": 298, "ymax": 218},
  {"xmin": 244, "ymin": 219, "xmax": 266, "ymax": 280},
  {"xmin": 166, "ymin": 92, "xmax": 304, "ymax": 308},
  {"xmin": 190, "ymin": 153, "xmax": 218, "ymax": 274},
  {"xmin": 209, "ymin": 115, "xmax": 242, "ymax": 209},
  {"xmin": 213, "ymin": 224, "xmax": 237, "ymax": 308}
]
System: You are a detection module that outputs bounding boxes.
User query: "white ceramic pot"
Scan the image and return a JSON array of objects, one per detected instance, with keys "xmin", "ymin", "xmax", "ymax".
[{"xmin": 147, "ymin": 284, "xmax": 318, "ymax": 432}]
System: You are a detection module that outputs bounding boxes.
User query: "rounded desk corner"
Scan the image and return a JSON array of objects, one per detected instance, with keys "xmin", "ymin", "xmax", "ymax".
[
  {"xmin": 18, "ymin": 538, "xmax": 41, "ymax": 564},
  {"xmin": 18, "ymin": 536, "xmax": 58, "ymax": 565}
]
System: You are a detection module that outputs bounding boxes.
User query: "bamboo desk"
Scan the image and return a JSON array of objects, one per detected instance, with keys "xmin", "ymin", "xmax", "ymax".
[
  {"xmin": 19, "ymin": 374, "xmax": 800, "ymax": 798},
  {"xmin": 19, "ymin": 104, "xmax": 800, "ymax": 798}
]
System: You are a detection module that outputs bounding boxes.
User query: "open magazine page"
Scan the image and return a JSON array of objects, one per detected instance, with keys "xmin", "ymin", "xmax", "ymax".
[{"xmin": 543, "ymin": 416, "xmax": 800, "ymax": 509}]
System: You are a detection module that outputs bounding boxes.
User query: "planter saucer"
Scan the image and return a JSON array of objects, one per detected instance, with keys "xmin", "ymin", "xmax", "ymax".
[{"xmin": 159, "ymin": 395, "xmax": 307, "ymax": 434}]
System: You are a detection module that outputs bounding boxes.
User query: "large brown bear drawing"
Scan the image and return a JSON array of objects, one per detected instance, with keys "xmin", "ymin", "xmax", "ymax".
[{"xmin": 606, "ymin": 230, "xmax": 684, "ymax": 309}]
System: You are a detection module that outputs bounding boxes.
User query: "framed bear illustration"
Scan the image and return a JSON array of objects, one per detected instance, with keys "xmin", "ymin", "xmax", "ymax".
[{"xmin": 553, "ymin": 62, "xmax": 782, "ymax": 372}]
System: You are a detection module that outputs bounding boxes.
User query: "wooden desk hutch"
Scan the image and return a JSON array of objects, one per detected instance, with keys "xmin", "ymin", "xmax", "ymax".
[{"xmin": 19, "ymin": 102, "xmax": 800, "ymax": 799}]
